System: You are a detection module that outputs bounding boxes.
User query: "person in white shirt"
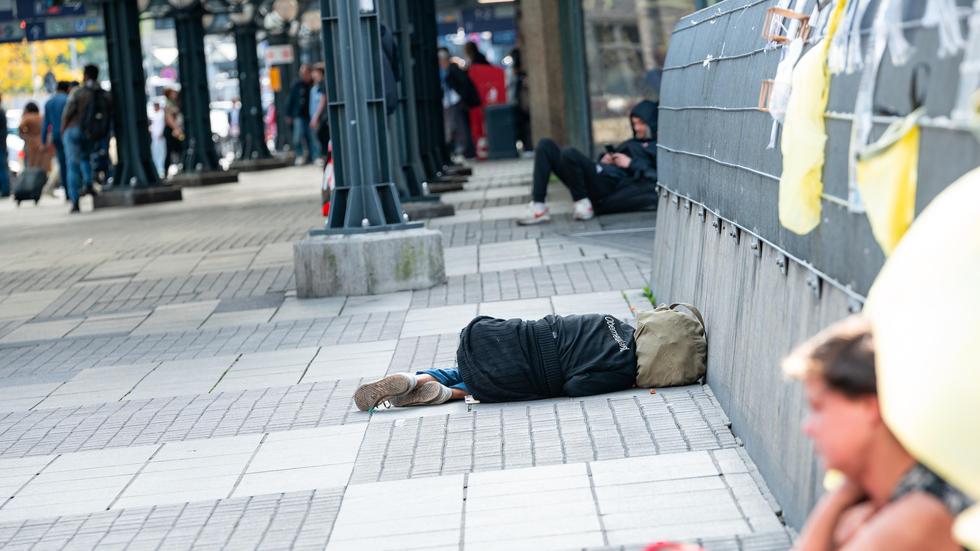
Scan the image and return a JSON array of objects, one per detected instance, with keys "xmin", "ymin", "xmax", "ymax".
[{"xmin": 148, "ymin": 101, "xmax": 166, "ymax": 178}]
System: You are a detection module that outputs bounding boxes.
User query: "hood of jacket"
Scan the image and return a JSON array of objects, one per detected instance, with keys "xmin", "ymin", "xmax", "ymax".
[{"xmin": 629, "ymin": 100, "xmax": 658, "ymax": 140}]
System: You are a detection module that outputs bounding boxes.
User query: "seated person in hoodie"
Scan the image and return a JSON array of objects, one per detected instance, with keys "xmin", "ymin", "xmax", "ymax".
[
  {"xmin": 354, "ymin": 314, "xmax": 640, "ymax": 410},
  {"xmin": 518, "ymin": 99, "xmax": 659, "ymax": 225}
]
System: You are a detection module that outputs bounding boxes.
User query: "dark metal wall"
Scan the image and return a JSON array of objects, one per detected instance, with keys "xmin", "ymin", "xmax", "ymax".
[
  {"xmin": 659, "ymin": 0, "xmax": 979, "ymax": 296},
  {"xmin": 652, "ymin": 0, "xmax": 979, "ymax": 530}
]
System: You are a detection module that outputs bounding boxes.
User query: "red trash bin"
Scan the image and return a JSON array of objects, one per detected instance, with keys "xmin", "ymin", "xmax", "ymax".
[{"xmin": 466, "ymin": 63, "xmax": 507, "ymax": 160}]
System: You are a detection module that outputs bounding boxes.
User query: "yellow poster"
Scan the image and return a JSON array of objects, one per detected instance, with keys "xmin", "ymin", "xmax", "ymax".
[
  {"xmin": 778, "ymin": 0, "xmax": 849, "ymax": 234},
  {"xmin": 855, "ymin": 109, "xmax": 922, "ymax": 256}
]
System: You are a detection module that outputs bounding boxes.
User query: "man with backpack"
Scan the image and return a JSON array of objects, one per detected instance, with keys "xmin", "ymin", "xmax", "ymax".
[{"xmin": 61, "ymin": 64, "xmax": 111, "ymax": 213}]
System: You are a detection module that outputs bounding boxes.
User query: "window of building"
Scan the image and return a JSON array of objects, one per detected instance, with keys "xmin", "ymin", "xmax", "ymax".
[{"xmin": 582, "ymin": 0, "xmax": 719, "ymax": 148}]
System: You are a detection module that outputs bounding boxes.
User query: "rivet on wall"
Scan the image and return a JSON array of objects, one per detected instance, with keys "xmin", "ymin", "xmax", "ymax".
[
  {"xmin": 848, "ymin": 296, "xmax": 863, "ymax": 313},
  {"xmin": 697, "ymin": 206, "xmax": 706, "ymax": 221},
  {"xmin": 728, "ymin": 225, "xmax": 740, "ymax": 244},
  {"xmin": 776, "ymin": 254, "xmax": 788, "ymax": 275},
  {"xmin": 750, "ymin": 237, "xmax": 762, "ymax": 257},
  {"xmin": 805, "ymin": 272, "xmax": 823, "ymax": 300}
]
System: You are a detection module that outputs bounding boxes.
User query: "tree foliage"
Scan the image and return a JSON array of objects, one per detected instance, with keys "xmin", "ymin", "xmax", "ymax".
[{"xmin": 0, "ymin": 39, "xmax": 87, "ymax": 94}]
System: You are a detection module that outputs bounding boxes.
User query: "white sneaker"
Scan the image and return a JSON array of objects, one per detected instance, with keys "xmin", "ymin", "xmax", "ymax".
[
  {"xmin": 573, "ymin": 198, "xmax": 595, "ymax": 220},
  {"xmin": 516, "ymin": 202, "xmax": 551, "ymax": 225}
]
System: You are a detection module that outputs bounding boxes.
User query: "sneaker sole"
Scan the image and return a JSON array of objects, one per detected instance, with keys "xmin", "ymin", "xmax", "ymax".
[
  {"xmin": 516, "ymin": 216, "xmax": 551, "ymax": 226},
  {"xmin": 391, "ymin": 381, "xmax": 446, "ymax": 407},
  {"xmin": 354, "ymin": 374, "xmax": 413, "ymax": 411}
]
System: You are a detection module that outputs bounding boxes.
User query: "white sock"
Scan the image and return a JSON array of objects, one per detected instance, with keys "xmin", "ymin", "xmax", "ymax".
[
  {"xmin": 399, "ymin": 372, "xmax": 418, "ymax": 394},
  {"xmin": 575, "ymin": 198, "xmax": 592, "ymax": 209},
  {"xmin": 532, "ymin": 202, "xmax": 547, "ymax": 211}
]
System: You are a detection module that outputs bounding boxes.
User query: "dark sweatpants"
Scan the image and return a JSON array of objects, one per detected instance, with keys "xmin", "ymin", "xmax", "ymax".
[
  {"xmin": 532, "ymin": 138, "xmax": 616, "ymax": 203},
  {"xmin": 445, "ymin": 103, "xmax": 475, "ymax": 159}
]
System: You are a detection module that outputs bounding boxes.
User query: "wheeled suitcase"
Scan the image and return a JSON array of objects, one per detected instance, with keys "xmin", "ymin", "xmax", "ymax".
[{"xmin": 13, "ymin": 167, "xmax": 46, "ymax": 206}]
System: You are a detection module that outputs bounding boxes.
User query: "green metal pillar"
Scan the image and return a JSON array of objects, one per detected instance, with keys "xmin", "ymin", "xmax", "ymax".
[
  {"xmin": 102, "ymin": 0, "xmax": 161, "ymax": 189},
  {"xmin": 233, "ymin": 23, "xmax": 272, "ymax": 162},
  {"xmin": 269, "ymin": 32, "xmax": 297, "ymax": 153},
  {"xmin": 558, "ymin": 1, "xmax": 593, "ymax": 154},
  {"xmin": 174, "ymin": 4, "xmax": 220, "ymax": 173},
  {"xmin": 408, "ymin": 0, "xmax": 448, "ymax": 178},
  {"xmin": 316, "ymin": 0, "xmax": 418, "ymax": 233}
]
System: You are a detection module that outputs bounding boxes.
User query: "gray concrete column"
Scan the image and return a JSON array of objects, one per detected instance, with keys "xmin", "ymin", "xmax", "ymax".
[{"xmin": 521, "ymin": 0, "xmax": 567, "ymax": 146}]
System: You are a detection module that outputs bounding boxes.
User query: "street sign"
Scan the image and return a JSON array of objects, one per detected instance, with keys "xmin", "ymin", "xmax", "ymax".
[
  {"xmin": 0, "ymin": 0, "xmax": 14, "ymax": 22},
  {"xmin": 46, "ymin": 13, "xmax": 100, "ymax": 36},
  {"xmin": 264, "ymin": 44, "xmax": 294, "ymax": 66},
  {"xmin": 24, "ymin": 20, "xmax": 42, "ymax": 40},
  {"xmin": 0, "ymin": 20, "xmax": 17, "ymax": 39},
  {"xmin": 16, "ymin": 0, "xmax": 85, "ymax": 18},
  {"xmin": 269, "ymin": 66, "xmax": 282, "ymax": 92},
  {"xmin": 0, "ymin": 0, "xmax": 102, "ymax": 42}
]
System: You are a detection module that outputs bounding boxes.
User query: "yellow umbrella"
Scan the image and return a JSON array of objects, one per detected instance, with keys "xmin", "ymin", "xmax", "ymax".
[{"xmin": 866, "ymin": 167, "xmax": 980, "ymax": 548}]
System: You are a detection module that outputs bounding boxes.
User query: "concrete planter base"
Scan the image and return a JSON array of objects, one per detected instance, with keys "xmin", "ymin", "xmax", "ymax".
[
  {"xmin": 403, "ymin": 200, "xmax": 454, "ymax": 220},
  {"xmin": 168, "ymin": 170, "xmax": 240, "ymax": 187},
  {"xmin": 293, "ymin": 228, "xmax": 445, "ymax": 297},
  {"xmin": 426, "ymin": 181, "xmax": 465, "ymax": 194},
  {"xmin": 229, "ymin": 157, "xmax": 293, "ymax": 172},
  {"xmin": 92, "ymin": 186, "xmax": 183, "ymax": 208}
]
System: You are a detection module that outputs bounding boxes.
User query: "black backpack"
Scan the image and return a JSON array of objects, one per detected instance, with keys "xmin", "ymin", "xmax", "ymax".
[{"xmin": 82, "ymin": 89, "xmax": 111, "ymax": 141}]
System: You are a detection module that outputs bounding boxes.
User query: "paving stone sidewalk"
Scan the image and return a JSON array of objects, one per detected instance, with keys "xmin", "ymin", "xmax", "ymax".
[{"xmin": 0, "ymin": 160, "xmax": 791, "ymax": 550}]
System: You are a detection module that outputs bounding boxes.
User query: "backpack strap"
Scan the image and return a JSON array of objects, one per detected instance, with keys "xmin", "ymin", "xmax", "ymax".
[{"xmin": 669, "ymin": 303, "xmax": 705, "ymax": 331}]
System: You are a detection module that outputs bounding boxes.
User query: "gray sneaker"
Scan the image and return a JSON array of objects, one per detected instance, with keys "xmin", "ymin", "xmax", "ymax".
[
  {"xmin": 390, "ymin": 381, "xmax": 453, "ymax": 407},
  {"xmin": 354, "ymin": 373, "xmax": 416, "ymax": 411}
]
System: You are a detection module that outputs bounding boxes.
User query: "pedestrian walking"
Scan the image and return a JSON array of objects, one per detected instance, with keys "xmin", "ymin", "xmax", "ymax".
[
  {"xmin": 508, "ymin": 47, "xmax": 532, "ymax": 150},
  {"xmin": 0, "ymin": 92, "xmax": 9, "ymax": 198},
  {"xmin": 43, "ymin": 81, "xmax": 71, "ymax": 197},
  {"xmin": 61, "ymin": 64, "xmax": 112, "ymax": 214},
  {"xmin": 438, "ymin": 47, "xmax": 480, "ymax": 160},
  {"xmin": 309, "ymin": 64, "xmax": 328, "ymax": 164},
  {"xmin": 149, "ymin": 101, "xmax": 166, "ymax": 177},
  {"xmin": 162, "ymin": 88, "xmax": 183, "ymax": 178},
  {"xmin": 463, "ymin": 41, "xmax": 490, "ymax": 66},
  {"xmin": 19, "ymin": 103, "xmax": 50, "ymax": 170},
  {"xmin": 285, "ymin": 64, "xmax": 315, "ymax": 165},
  {"xmin": 518, "ymin": 100, "xmax": 659, "ymax": 225}
]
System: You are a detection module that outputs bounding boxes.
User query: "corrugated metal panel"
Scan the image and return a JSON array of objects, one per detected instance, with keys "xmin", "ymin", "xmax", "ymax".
[{"xmin": 659, "ymin": 0, "xmax": 979, "ymax": 295}]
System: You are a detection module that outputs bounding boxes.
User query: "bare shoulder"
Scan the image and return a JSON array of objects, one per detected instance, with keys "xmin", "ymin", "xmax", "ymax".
[{"xmin": 841, "ymin": 492, "xmax": 959, "ymax": 551}]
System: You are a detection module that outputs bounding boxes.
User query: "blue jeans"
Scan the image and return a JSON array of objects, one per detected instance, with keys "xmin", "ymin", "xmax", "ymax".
[
  {"xmin": 52, "ymin": 139, "xmax": 68, "ymax": 193},
  {"xmin": 292, "ymin": 117, "xmax": 319, "ymax": 161},
  {"xmin": 417, "ymin": 367, "xmax": 469, "ymax": 392},
  {"xmin": 0, "ymin": 149, "xmax": 9, "ymax": 196},
  {"xmin": 64, "ymin": 127, "xmax": 92, "ymax": 203}
]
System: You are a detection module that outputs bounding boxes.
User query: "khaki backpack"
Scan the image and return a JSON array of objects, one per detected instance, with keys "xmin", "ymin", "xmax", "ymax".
[{"xmin": 634, "ymin": 303, "xmax": 707, "ymax": 388}]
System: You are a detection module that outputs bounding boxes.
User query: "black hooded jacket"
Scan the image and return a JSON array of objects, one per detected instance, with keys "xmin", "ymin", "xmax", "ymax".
[
  {"xmin": 457, "ymin": 314, "xmax": 638, "ymax": 403},
  {"xmin": 602, "ymin": 99, "xmax": 658, "ymax": 184},
  {"xmin": 444, "ymin": 64, "xmax": 481, "ymax": 108}
]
